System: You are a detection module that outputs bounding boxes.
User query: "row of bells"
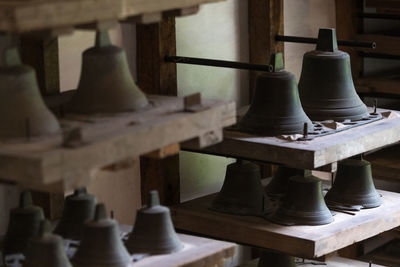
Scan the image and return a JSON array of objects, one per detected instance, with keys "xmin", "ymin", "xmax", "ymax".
[
  {"xmin": 1, "ymin": 27, "xmax": 369, "ymax": 141},
  {"xmin": 212, "ymin": 158, "xmax": 381, "ymax": 226},
  {"xmin": 2, "ymin": 190, "xmax": 183, "ymax": 267}
]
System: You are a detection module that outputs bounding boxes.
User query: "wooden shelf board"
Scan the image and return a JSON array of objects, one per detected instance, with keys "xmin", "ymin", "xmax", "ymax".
[
  {"xmin": 0, "ymin": 0, "xmax": 225, "ymax": 33},
  {"xmin": 171, "ymin": 190, "xmax": 400, "ymax": 259},
  {"xmin": 183, "ymin": 109, "xmax": 400, "ymax": 170},
  {"xmin": 365, "ymin": 144, "xmax": 400, "ymax": 182},
  {"xmin": 238, "ymin": 256, "xmax": 385, "ymax": 267},
  {"xmin": 0, "ymin": 94, "xmax": 235, "ymax": 192},
  {"xmin": 131, "ymin": 233, "xmax": 236, "ymax": 267},
  {"xmin": 356, "ymin": 75, "xmax": 400, "ymax": 95},
  {"xmin": 366, "ymin": 0, "xmax": 400, "ymax": 9},
  {"xmin": 355, "ymin": 34, "xmax": 400, "ymax": 57}
]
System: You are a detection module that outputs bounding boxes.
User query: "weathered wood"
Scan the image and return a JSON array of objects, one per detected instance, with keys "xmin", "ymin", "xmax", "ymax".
[
  {"xmin": 336, "ymin": 0, "xmax": 364, "ymax": 80},
  {"xmin": 356, "ymin": 34, "xmax": 400, "ymax": 57},
  {"xmin": 0, "ymin": 95, "xmax": 235, "ymax": 192},
  {"xmin": 366, "ymin": 0, "xmax": 400, "ymax": 9},
  {"xmin": 248, "ymin": 0, "xmax": 284, "ymax": 99},
  {"xmin": 183, "ymin": 109, "xmax": 400, "ymax": 170},
  {"xmin": 364, "ymin": 144, "xmax": 400, "ymax": 182},
  {"xmin": 356, "ymin": 75, "xmax": 400, "ymax": 95},
  {"xmin": 171, "ymin": 190, "xmax": 400, "ymax": 259}
]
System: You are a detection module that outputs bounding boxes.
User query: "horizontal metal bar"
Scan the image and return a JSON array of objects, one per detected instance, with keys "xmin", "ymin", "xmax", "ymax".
[
  {"xmin": 165, "ymin": 55, "xmax": 273, "ymax": 72},
  {"xmin": 275, "ymin": 35, "xmax": 376, "ymax": 49}
]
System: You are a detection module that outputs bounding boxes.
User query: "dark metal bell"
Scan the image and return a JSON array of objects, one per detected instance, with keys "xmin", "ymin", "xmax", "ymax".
[
  {"xmin": 298, "ymin": 28, "xmax": 369, "ymax": 121},
  {"xmin": 257, "ymin": 251, "xmax": 295, "ymax": 267},
  {"xmin": 54, "ymin": 188, "xmax": 96, "ymax": 240},
  {"xmin": 68, "ymin": 31, "xmax": 148, "ymax": 114},
  {"xmin": 210, "ymin": 161, "xmax": 273, "ymax": 216},
  {"xmin": 269, "ymin": 174, "xmax": 333, "ymax": 226},
  {"xmin": 72, "ymin": 203, "xmax": 131, "ymax": 267},
  {"xmin": 0, "ymin": 47, "xmax": 60, "ymax": 139},
  {"xmin": 265, "ymin": 167, "xmax": 304, "ymax": 198},
  {"xmin": 3, "ymin": 191, "xmax": 45, "ymax": 255},
  {"xmin": 125, "ymin": 191, "xmax": 183, "ymax": 255},
  {"xmin": 23, "ymin": 220, "xmax": 72, "ymax": 267},
  {"xmin": 325, "ymin": 159, "xmax": 381, "ymax": 209},
  {"xmin": 237, "ymin": 53, "xmax": 313, "ymax": 136}
]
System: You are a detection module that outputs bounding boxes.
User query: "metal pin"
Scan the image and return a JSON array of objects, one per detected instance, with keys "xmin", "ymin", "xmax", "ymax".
[
  {"xmin": 110, "ymin": 210, "xmax": 114, "ymax": 219},
  {"xmin": 373, "ymin": 99, "xmax": 378, "ymax": 114},
  {"xmin": 303, "ymin": 123, "xmax": 308, "ymax": 139},
  {"xmin": 25, "ymin": 118, "xmax": 31, "ymax": 141}
]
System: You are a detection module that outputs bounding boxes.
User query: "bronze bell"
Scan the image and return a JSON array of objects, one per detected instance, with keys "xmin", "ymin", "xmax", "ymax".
[
  {"xmin": 257, "ymin": 251, "xmax": 295, "ymax": 267},
  {"xmin": 298, "ymin": 28, "xmax": 369, "ymax": 121},
  {"xmin": 211, "ymin": 160, "xmax": 273, "ymax": 216},
  {"xmin": 125, "ymin": 191, "xmax": 183, "ymax": 255},
  {"xmin": 325, "ymin": 159, "xmax": 381, "ymax": 209},
  {"xmin": 3, "ymin": 191, "xmax": 45, "ymax": 255},
  {"xmin": 237, "ymin": 53, "xmax": 313, "ymax": 136},
  {"xmin": 68, "ymin": 31, "xmax": 148, "ymax": 114},
  {"xmin": 269, "ymin": 174, "xmax": 333, "ymax": 225},
  {"xmin": 23, "ymin": 220, "xmax": 72, "ymax": 267},
  {"xmin": 265, "ymin": 167, "xmax": 304, "ymax": 198},
  {"xmin": 72, "ymin": 203, "xmax": 131, "ymax": 267},
  {"xmin": 0, "ymin": 47, "xmax": 60, "ymax": 139},
  {"xmin": 54, "ymin": 188, "xmax": 96, "ymax": 240}
]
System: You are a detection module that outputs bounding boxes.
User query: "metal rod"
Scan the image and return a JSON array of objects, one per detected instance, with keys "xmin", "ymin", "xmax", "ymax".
[
  {"xmin": 275, "ymin": 35, "xmax": 376, "ymax": 49},
  {"xmin": 360, "ymin": 12, "xmax": 400, "ymax": 20},
  {"xmin": 165, "ymin": 55, "xmax": 273, "ymax": 72}
]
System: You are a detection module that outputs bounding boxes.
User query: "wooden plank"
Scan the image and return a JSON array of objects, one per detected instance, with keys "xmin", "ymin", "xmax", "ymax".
[
  {"xmin": 131, "ymin": 233, "xmax": 236, "ymax": 267},
  {"xmin": 336, "ymin": 0, "xmax": 364, "ymax": 80},
  {"xmin": 356, "ymin": 75, "xmax": 400, "ymax": 95},
  {"xmin": 171, "ymin": 190, "xmax": 400, "ymax": 259},
  {"xmin": 366, "ymin": 0, "xmax": 400, "ymax": 9},
  {"xmin": 0, "ymin": 95, "xmax": 235, "ymax": 192},
  {"xmin": 365, "ymin": 144, "xmax": 400, "ymax": 182},
  {"xmin": 238, "ymin": 256, "xmax": 385, "ymax": 267},
  {"xmin": 248, "ymin": 0, "xmax": 283, "ymax": 99},
  {"xmin": 356, "ymin": 34, "xmax": 400, "ymax": 57},
  {"xmin": 183, "ymin": 109, "xmax": 400, "ymax": 170}
]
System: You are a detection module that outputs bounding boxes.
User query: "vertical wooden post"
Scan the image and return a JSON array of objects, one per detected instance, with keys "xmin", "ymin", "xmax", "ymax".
[
  {"xmin": 19, "ymin": 36, "xmax": 64, "ymax": 220},
  {"xmin": 248, "ymin": 0, "xmax": 284, "ymax": 99},
  {"xmin": 137, "ymin": 18, "xmax": 180, "ymax": 206},
  {"xmin": 336, "ymin": 0, "xmax": 364, "ymax": 80}
]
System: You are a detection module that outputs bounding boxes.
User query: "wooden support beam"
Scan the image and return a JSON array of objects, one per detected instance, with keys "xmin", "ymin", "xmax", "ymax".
[
  {"xmin": 335, "ymin": 0, "xmax": 364, "ymax": 80},
  {"xmin": 137, "ymin": 17, "xmax": 180, "ymax": 206},
  {"xmin": 248, "ymin": 0, "xmax": 284, "ymax": 99}
]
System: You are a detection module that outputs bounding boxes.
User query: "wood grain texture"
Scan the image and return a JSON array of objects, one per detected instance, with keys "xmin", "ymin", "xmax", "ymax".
[
  {"xmin": 183, "ymin": 109, "xmax": 400, "ymax": 170},
  {"xmin": 0, "ymin": 95, "xmax": 235, "ymax": 192},
  {"xmin": 365, "ymin": 144, "xmax": 400, "ymax": 182},
  {"xmin": 171, "ymin": 190, "xmax": 400, "ymax": 259},
  {"xmin": 356, "ymin": 74, "xmax": 400, "ymax": 95}
]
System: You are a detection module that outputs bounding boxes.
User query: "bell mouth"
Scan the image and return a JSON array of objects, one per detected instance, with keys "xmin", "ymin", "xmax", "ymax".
[{"xmin": 268, "ymin": 207, "xmax": 334, "ymax": 226}]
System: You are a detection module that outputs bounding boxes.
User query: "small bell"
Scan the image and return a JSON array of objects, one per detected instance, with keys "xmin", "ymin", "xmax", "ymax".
[
  {"xmin": 210, "ymin": 161, "xmax": 273, "ymax": 216},
  {"xmin": 72, "ymin": 204, "xmax": 131, "ymax": 267},
  {"xmin": 67, "ymin": 31, "xmax": 148, "ymax": 114},
  {"xmin": 257, "ymin": 251, "xmax": 295, "ymax": 267},
  {"xmin": 23, "ymin": 220, "xmax": 72, "ymax": 267},
  {"xmin": 125, "ymin": 191, "xmax": 183, "ymax": 255},
  {"xmin": 0, "ymin": 47, "xmax": 60, "ymax": 139},
  {"xmin": 3, "ymin": 191, "xmax": 45, "ymax": 255},
  {"xmin": 269, "ymin": 174, "xmax": 333, "ymax": 226},
  {"xmin": 54, "ymin": 188, "xmax": 96, "ymax": 240},
  {"xmin": 265, "ymin": 167, "xmax": 304, "ymax": 198},
  {"xmin": 325, "ymin": 159, "xmax": 381, "ymax": 209},
  {"xmin": 237, "ymin": 53, "xmax": 313, "ymax": 136},
  {"xmin": 298, "ymin": 28, "xmax": 369, "ymax": 121}
]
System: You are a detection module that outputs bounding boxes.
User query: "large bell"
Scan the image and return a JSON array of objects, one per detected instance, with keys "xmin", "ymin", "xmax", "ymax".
[
  {"xmin": 23, "ymin": 220, "xmax": 72, "ymax": 267},
  {"xmin": 72, "ymin": 204, "xmax": 131, "ymax": 267},
  {"xmin": 325, "ymin": 159, "xmax": 381, "ymax": 209},
  {"xmin": 125, "ymin": 191, "xmax": 183, "ymax": 255},
  {"xmin": 210, "ymin": 161, "xmax": 273, "ymax": 216},
  {"xmin": 257, "ymin": 251, "xmax": 295, "ymax": 267},
  {"xmin": 237, "ymin": 53, "xmax": 313, "ymax": 136},
  {"xmin": 0, "ymin": 47, "xmax": 60, "ymax": 139},
  {"xmin": 298, "ymin": 28, "xmax": 369, "ymax": 121},
  {"xmin": 3, "ymin": 191, "xmax": 45, "ymax": 255},
  {"xmin": 265, "ymin": 167, "xmax": 304, "ymax": 198},
  {"xmin": 269, "ymin": 174, "xmax": 333, "ymax": 225},
  {"xmin": 67, "ymin": 31, "xmax": 148, "ymax": 114},
  {"xmin": 54, "ymin": 188, "xmax": 96, "ymax": 240}
]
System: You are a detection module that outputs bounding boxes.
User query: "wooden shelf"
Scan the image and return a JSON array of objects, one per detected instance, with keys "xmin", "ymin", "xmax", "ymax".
[
  {"xmin": 0, "ymin": 0, "xmax": 225, "ymax": 33},
  {"xmin": 183, "ymin": 109, "xmax": 400, "ymax": 170},
  {"xmin": 365, "ymin": 144, "xmax": 400, "ymax": 182},
  {"xmin": 171, "ymin": 190, "xmax": 400, "ymax": 259},
  {"xmin": 0, "ymin": 94, "xmax": 235, "ymax": 192},
  {"xmin": 356, "ymin": 75, "xmax": 400, "ymax": 96},
  {"xmin": 238, "ymin": 256, "xmax": 385, "ymax": 267},
  {"xmin": 130, "ymin": 233, "xmax": 236, "ymax": 267}
]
